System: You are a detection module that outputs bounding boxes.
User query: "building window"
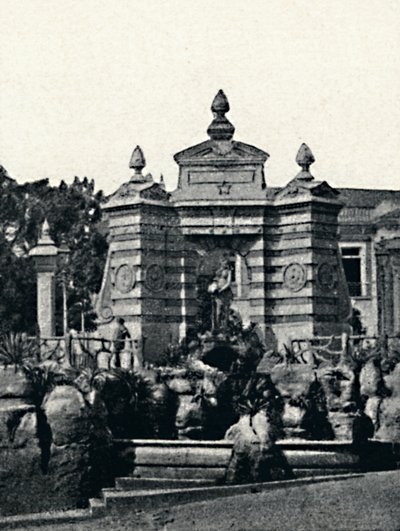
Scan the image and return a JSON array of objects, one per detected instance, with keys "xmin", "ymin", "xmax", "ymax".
[{"xmin": 341, "ymin": 246, "xmax": 362, "ymax": 297}]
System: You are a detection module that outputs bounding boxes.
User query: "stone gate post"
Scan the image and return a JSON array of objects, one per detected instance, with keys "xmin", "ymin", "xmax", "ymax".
[{"xmin": 29, "ymin": 219, "xmax": 58, "ymax": 337}]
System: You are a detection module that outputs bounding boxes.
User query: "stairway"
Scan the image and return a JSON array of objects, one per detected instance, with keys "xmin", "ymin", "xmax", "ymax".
[
  {"xmin": 89, "ymin": 438, "xmax": 397, "ymax": 516},
  {"xmin": 89, "ymin": 439, "xmax": 233, "ymax": 516}
]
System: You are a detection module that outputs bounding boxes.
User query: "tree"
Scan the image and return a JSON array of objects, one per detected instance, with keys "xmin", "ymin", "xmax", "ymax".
[{"xmin": 0, "ymin": 167, "xmax": 108, "ymax": 334}]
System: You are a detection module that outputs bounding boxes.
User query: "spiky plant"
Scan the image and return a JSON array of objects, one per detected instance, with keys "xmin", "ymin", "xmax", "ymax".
[
  {"xmin": 92, "ymin": 369, "xmax": 156, "ymax": 438},
  {"xmin": 22, "ymin": 360, "xmax": 75, "ymax": 406},
  {"xmin": 0, "ymin": 332, "xmax": 40, "ymax": 370}
]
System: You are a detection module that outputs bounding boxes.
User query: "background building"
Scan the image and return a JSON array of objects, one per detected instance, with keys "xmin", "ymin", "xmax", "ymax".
[{"xmin": 338, "ymin": 189, "xmax": 400, "ymax": 337}]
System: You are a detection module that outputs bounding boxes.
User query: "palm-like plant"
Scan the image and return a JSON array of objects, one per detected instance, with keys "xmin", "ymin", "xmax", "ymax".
[
  {"xmin": 22, "ymin": 360, "xmax": 75, "ymax": 406},
  {"xmin": 236, "ymin": 374, "xmax": 284, "ymax": 432},
  {"xmin": 0, "ymin": 332, "xmax": 40, "ymax": 370},
  {"xmin": 92, "ymin": 368, "xmax": 156, "ymax": 438}
]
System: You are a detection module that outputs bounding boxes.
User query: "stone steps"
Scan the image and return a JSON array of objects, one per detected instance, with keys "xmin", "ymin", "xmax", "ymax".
[
  {"xmin": 115, "ymin": 477, "xmax": 216, "ymax": 490},
  {"xmin": 0, "ymin": 509, "xmax": 92, "ymax": 529},
  {"xmin": 88, "ymin": 438, "xmax": 397, "ymax": 517},
  {"xmin": 132, "ymin": 465, "xmax": 227, "ymax": 480},
  {"xmin": 291, "ymin": 468, "xmax": 356, "ymax": 477},
  {"xmin": 89, "ymin": 473, "xmax": 366, "ymax": 516}
]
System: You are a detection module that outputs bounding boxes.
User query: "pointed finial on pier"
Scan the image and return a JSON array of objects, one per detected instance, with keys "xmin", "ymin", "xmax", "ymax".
[
  {"xmin": 129, "ymin": 145, "xmax": 146, "ymax": 175},
  {"xmin": 211, "ymin": 89, "xmax": 230, "ymax": 114},
  {"xmin": 207, "ymin": 90, "xmax": 235, "ymax": 141},
  {"xmin": 159, "ymin": 174, "xmax": 165, "ymax": 190},
  {"xmin": 295, "ymin": 143, "xmax": 315, "ymax": 180},
  {"xmin": 41, "ymin": 218, "xmax": 50, "ymax": 237},
  {"xmin": 38, "ymin": 218, "xmax": 55, "ymax": 245}
]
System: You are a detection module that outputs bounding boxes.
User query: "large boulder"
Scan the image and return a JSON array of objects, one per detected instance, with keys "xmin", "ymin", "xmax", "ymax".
[
  {"xmin": 42, "ymin": 385, "xmax": 113, "ymax": 510},
  {"xmin": 375, "ymin": 363, "xmax": 400, "ymax": 442},
  {"xmin": 0, "ymin": 366, "xmax": 32, "ymax": 399},
  {"xmin": 151, "ymin": 380, "xmax": 178, "ymax": 439},
  {"xmin": 167, "ymin": 376, "xmax": 193, "ymax": 394},
  {"xmin": 375, "ymin": 398, "xmax": 400, "ymax": 441},
  {"xmin": 224, "ymin": 411, "xmax": 292, "ymax": 484},
  {"xmin": 0, "ymin": 380, "xmax": 113, "ymax": 516},
  {"xmin": 169, "ymin": 367, "xmax": 225, "ymax": 440},
  {"xmin": 175, "ymin": 390, "xmax": 218, "ymax": 439},
  {"xmin": 44, "ymin": 386, "xmax": 91, "ymax": 446},
  {"xmin": 270, "ymin": 364, "xmax": 315, "ymax": 399},
  {"xmin": 317, "ymin": 362, "xmax": 357, "ymax": 413},
  {"xmin": 270, "ymin": 364, "xmax": 315, "ymax": 438},
  {"xmin": 0, "ymin": 401, "xmax": 45, "ymax": 516},
  {"xmin": 383, "ymin": 363, "xmax": 400, "ymax": 397},
  {"xmin": 359, "ymin": 358, "xmax": 384, "ymax": 398},
  {"xmin": 359, "ymin": 357, "xmax": 390, "ymax": 433}
]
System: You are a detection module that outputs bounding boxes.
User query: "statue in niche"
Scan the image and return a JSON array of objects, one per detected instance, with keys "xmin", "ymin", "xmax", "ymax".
[{"xmin": 208, "ymin": 258, "xmax": 233, "ymax": 333}]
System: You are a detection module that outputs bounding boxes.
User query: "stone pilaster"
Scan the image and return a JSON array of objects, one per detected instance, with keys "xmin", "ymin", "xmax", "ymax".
[
  {"xmin": 375, "ymin": 239, "xmax": 400, "ymax": 336},
  {"xmin": 96, "ymin": 147, "xmax": 176, "ymax": 363},
  {"xmin": 267, "ymin": 145, "xmax": 349, "ymax": 345}
]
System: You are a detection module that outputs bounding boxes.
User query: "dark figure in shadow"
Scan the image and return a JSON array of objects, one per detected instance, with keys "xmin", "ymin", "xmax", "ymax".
[{"xmin": 113, "ymin": 318, "xmax": 131, "ymax": 368}]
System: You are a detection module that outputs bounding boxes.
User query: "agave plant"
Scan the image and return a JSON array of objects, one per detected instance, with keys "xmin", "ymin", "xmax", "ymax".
[
  {"xmin": 237, "ymin": 374, "xmax": 284, "ymax": 423},
  {"xmin": 0, "ymin": 332, "xmax": 40, "ymax": 370},
  {"xmin": 91, "ymin": 368, "xmax": 156, "ymax": 438},
  {"xmin": 22, "ymin": 360, "xmax": 76, "ymax": 406}
]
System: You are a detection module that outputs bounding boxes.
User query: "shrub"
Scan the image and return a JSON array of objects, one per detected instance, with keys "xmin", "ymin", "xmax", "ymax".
[
  {"xmin": 92, "ymin": 369, "xmax": 156, "ymax": 438},
  {"xmin": 0, "ymin": 332, "xmax": 40, "ymax": 369}
]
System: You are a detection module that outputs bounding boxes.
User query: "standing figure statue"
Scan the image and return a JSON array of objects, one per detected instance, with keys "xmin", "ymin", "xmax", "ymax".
[{"xmin": 208, "ymin": 258, "xmax": 233, "ymax": 333}]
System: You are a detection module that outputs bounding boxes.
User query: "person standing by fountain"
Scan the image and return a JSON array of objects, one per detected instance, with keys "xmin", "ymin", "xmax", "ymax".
[
  {"xmin": 208, "ymin": 258, "xmax": 233, "ymax": 333},
  {"xmin": 112, "ymin": 318, "xmax": 131, "ymax": 368}
]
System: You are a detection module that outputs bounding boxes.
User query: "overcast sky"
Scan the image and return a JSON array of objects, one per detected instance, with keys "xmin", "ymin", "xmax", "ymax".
[{"xmin": 1, "ymin": 0, "xmax": 399, "ymax": 194}]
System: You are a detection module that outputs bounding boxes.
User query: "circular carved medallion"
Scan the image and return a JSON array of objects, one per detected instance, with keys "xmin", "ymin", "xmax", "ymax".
[
  {"xmin": 100, "ymin": 306, "xmax": 114, "ymax": 322},
  {"xmin": 145, "ymin": 264, "xmax": 165, "ymax": 292},
  {"xmin": 283, "ymin": 263, "xmax": 307, "ymax": 292},
  {"xmin": 318, "ymin": 263, "xmax": 337, "ymax": 290},
  {"xmin": 115, "ymin": 264, "xmax": 135, "ymax": 293}
]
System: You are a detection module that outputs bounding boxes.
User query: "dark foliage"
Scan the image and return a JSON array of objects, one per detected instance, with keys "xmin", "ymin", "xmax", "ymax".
[
  {"xmin": 150, "ymin": 373, "xmax": 179, "ymax": 439},
  {"xmin": 0, "ymin": 170, "xmax": 108, "ymax": 334},
  {"xmin": 300, "ymin": 378, "xmax": 334, "ymax": 440},
  {"xmin": 93, "ymin": 369, "xmax": 156, "ymax": 438}
]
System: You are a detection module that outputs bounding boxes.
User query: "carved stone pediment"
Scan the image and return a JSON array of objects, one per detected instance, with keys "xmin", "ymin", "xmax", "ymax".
[
  {"xmin": 275, "ymin": 179, "xmax": 340, "ymax": 201},
  {"xmin": 174, "ymin": 139, "xmax": 269, "ymax": 165},
  {"xmin": 140, "ymin": 184, "xmax": 170, "ymax": 201},
  {"xmin": 106, "ymin": 180, "xmax": 170, "ymax": 209}
]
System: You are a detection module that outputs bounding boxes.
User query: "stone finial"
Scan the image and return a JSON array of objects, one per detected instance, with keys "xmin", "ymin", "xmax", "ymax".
[
  {"xmin": 129, "ymin": 145, "xmax": 146, "ymax": 174},
  {"xmin": 39, "ymin": 218, "xmax": 55, "ymax": 244},
  {"xmin": 211, "ymin": 89, "xmax": 230, "ymax": 114},
  {"xmin": 29, "ymin": 217, "xmax": 57, "ymax": 259},
  {"xmin": 41, "ymin": 218, "xmax": 50, "ymax": 237},
  {"xmin": 207, "ymin": 90, "xmax": 235, "ymax": 141},
  {"xmin": 295, "ymin": 143, "xmax": 315, "ymax": 180},
  {"xmin": 159, "ymin": 174, "xmax": 165, "ymax": 190}
]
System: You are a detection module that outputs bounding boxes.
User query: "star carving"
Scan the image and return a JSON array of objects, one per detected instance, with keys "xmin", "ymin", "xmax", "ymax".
[{"xmin": 217, "ymin": 181, "xmax": 232, "ymax": 195}]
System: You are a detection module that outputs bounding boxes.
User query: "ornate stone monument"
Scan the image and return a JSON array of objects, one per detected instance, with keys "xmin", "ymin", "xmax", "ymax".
[{"xmin": 96, "ymin": 91, "xmax": 351, "ymax": 362}]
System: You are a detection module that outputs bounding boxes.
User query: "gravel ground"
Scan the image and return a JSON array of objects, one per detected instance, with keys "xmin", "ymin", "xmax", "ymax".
[{"xmin": 20, "ymin": 471, "xmax": 400, "ymax": 531}]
